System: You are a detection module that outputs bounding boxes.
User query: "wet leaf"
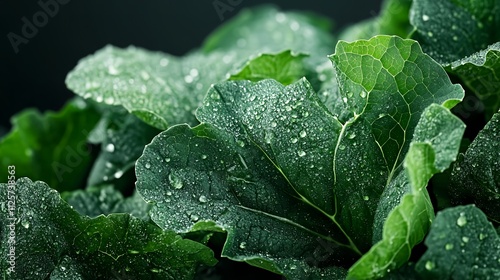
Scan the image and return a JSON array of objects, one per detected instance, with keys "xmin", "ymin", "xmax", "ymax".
[
  {"xmin": 137, "ymin": 36, "xmax": 464, "ymax": 279},
  {"xmin": 415, "ymin": 205, "xmax": 500, "ymax": 279},
  {"xmin": 450, "ymin": 110, "xmax": 500, "ymax": 222},
  {"xmin": 0, "ymin": 178, "xmax": 216, "ymax": 279}
]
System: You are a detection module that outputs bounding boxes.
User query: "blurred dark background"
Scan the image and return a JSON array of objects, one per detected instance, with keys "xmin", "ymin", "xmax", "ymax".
[{"xmin": 0, "ymin": 0, "xmax": 382, "ymax": 132}]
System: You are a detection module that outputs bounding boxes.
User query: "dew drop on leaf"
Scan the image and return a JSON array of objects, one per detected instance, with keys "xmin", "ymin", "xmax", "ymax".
[
  {"xmin": 169, "ymin": 173, "xmax": 183, "ymax": 189},
  {"xmin": 290, "ymin": 138, "xmax": 298, "ymax": 144},
  {"xmin": 239, "ymin": 242, "xmax": 247, "ymax": 249},
  {"xmin": 21, "ymin": 220, "xmax": 30, "ymax": 229},
  {"xmin": 299, "ymin": 130, "xmax": 307, "ymax": 138},
  {"xmin": 105, "ymin": 143, "xmax": 115, "ymax": 153},
  {"xmin": 145, "ymin": 163, "xmax": 151, "ymax": 169},
  {"xmin": 114, "ymin": 170, "xmax": 124, "ymax": 179},
  {"xmin": 457, "ymin": 214, "xmax": 467, "ymax": 227},
  {"xmin": 462, "ymin": 236, "xmax": 469, "ymax": 243},
  {"xmin": 298, "ymin": 150, "xmax": 306, "ymax": 157},
  {"xmin": 199, "ymin": 195, "xmax": 207, "ymax": 203},
  {"xmin": 425, "ymin": 261, "xmax": 435, "ymax": 270},
  {"xmin": 445, "ymin": 243, "xmax": 454, "ymax": 250}
]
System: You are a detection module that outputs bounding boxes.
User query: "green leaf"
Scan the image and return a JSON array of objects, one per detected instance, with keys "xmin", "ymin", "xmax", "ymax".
[
  {"xmin": 0, "ymin": 178, "xmax": 216, "ymax": 279},
  {"xmin": 0, "ymin": 99, "xmax": 100, "ymax": 191},
  {"xmin": 339, "ymin": 0, "xmax": 412, "ymax": 41},
  {"xmin": 137, "ymin": 35, "xmax": 464, "ymax": 279},
  {"xmin": 410, "ymin": 0, "xmax": 500, "ymax": 64},
  {"xmin": 450, "ymin": 43, "xmax": 500, "ymax": 119},
  {"xmin": 450, "ymin": 110, "xmax": 500, "ymax": 222},
  {"xmin": 348, "ymin": 105, "xmax": 465, "ymax": 279},
  {"xmin": 86, "ymin": 107, "xmax": 160, "ymax": 187},
  {"xmin": 66, "ymin": 6, "xmax": 336, "ymax": 130},
  {"xmin": 415, "ymin": 205, "xmax": 500, "ymax": 279},
  {"xmin": 229, "ymin": 50, "xmax": 308, "ymax": 85},
  {"xmin": 62, "ymin": 185, "xmax": 151, "ymax": 220}
]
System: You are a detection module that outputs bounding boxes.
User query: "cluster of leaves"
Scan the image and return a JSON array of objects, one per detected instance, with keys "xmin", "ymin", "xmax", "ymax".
[{"xmin": 1, "ymin": 1, "xmax": 499, "ymax": 279}]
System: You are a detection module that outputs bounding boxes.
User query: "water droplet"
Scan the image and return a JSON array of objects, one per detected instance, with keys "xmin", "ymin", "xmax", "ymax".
[
  {"xmin": 169, "ymin": 173, "xmax": 183, "ymax": 189},
  {"xmin": 290, "ymin": 264, "xmax": 297, "ymax": 270},
  {"xmin": 339, "ymin": 145, "xmax": 346, "ymax": 151},
  {"xmin": 21, "ymin": 220, "xmax": 30, "ymax": 229},
  {"xmin": 363, "ymin": 196, "xmax": 369, "ymax": 201},
  {"xmin": 271, "ymin": 122, "xmax": 277, "ymax": 128},
  {"xmin": 427, "ymin": 31, "xmax": 434, "ymax": 37},
  {"xmin": 166, "ymin": 191, "xmax": 172, "ymax": 196},
  {"xmin": 422, "ymin": 14, "xmax": 430, "ymax": 21},
  {"xmin": 105, "ymin": 143, "xmax": 115, "ymax": 153},
  {"xmin": 299, "ymin": 130, "xmax": 307, "ymax": 138},
  {"xmin": 211, "ymin": 92, "xmax": 220, "ymax": 100},
  {"xmin": 129, "ymin": 250, "xmax": 140, "ymax": 254},
  {"xmin": 60, "ymin": 266, "xmax": 66, "ymax": 271},
  {"xmin": 140, "ymin": 70, "xmax": 150, "ymax": 80},
  {"xmin": 445, "ymin": 243, "xmax": 454, "ymax": 250},
  {"xmin": 199, "ymin": 195, "xmax": 207, "ymax": 203},
  {"xmin": 342, "ymin": 97, "xmax": 348, "ymax": 103},
  {"xmin": 290, "ymin": 21, "xmax": 300, "ymax": 31},
  {"xmin": 160, "ymin": 58, "xmax": 169, "ymax": 66},
  {"xmin": 457, "ymin": 214, "xmax": 467, "ymax": 227},
  {"xmin": 190, "ymin": 68, "xmax": 199, "ymax": 77},
  {"xmin": 165, "ymin": 158, "xmax": 171, "ymax": 162},
  {"xmin": 452, "ymin": 25, "xmax": 458, "ymax": 30},
  {"xmin": 425, "ymin": 261, "xmax": 435, "ymax": 270},
  {"xmin": 348, "ymin": 133, "xmax": 356, "ymax": 139},
  {"xmin": 239, "ymin": 242, "xmax": 247, "ymax": 249},
  {"xmin": 104, "ymin": 97, "xmax": 114, "ymax": 105},
  {"xmin": 453, "ymin": 36, "xmax": 458, "ymax": 41},
  {"xmin": 462, "ymin": 236, "xmax": 469, "ymax": 243},
  {"xmin": 290, "ymin": 138, "xmax": 298, "ymax": 144},
  {"xmin": 298, "ymin": 150, "xmax": 306, "ymax": 157},
  {"xmin": 114, "ymin": 170, "xmax": 124, "ymax": 179},
  {"xmin": 360, "ymin": 91, "xmax": 367, "ymax": 98},
  {"xmin": 108, "ymin": 64, "xmax": 119, "ymax": 75},
  {"xmin": 237, "ymin": 140, "xmax": 246, "ymax": 147},
  {"xmin": 479, "ymin": 233, "xmax": 487, "ymax": 240},
  {"xmin": 190, "ymin": 214, "xmax": 199, "ymax": 222},
  {"xmin": 201, "ymin": 155, "xmax": 208, "ymax": 160},
  {"xmin": 145, "ymin": 163, "xmax": 151, "ymax": 169},
  {"xmin": 285, "ymin": 105, "xmax": 292, "ymax": 111}
]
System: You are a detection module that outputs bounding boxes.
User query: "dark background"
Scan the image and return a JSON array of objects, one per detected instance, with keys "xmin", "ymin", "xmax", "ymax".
[{"xmin": 0, "ymin": 0, "xmax": 382, "ymax": 132}]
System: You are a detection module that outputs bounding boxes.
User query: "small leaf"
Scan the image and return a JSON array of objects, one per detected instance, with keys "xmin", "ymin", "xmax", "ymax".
[
  {"xmin": 415, "ymin": 205, "xmax": 500, "ymax": 279},
  {"xmin": 230, "ymin": 50, "xmax": 308, "ymax": 85}
]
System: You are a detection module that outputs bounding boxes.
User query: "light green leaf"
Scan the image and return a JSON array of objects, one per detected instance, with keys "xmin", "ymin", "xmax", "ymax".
[
  {"xmin": 339, "ymin": 0, "xmax": 412, "ymax": 41},
  {"xmin": 0, "ymin": 178, "xmax": 216, "ymax": 279},
  {"xmin": 0, "ymin": 99, "xmax": 100, "ymax": 191},
  {"xmin": 450, "ymin": 43, "xmax": 500, "ymax": 119},
  {"xmin": 415, "ymin": 205, "xmax": 500, "ymax": 279},
  {"xmin": 229, "ymin": 50, "xmax": 308, "ymax": 85},
  {"xmin": 137, "ymin": 35, "xmax": 464, "ymax": 279},
  {"xmin": 450, "ymin": 110, "xmax": 500, "ymax": 222},
  {"xmin": 348, "ymin": 105, "xmax": 465, "ymax": 279}
]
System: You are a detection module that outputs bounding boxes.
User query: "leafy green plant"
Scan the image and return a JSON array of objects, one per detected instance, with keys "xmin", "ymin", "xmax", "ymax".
[{"xmin": 1, "ymin": 2, "xmax": 499, "ymax": 279}]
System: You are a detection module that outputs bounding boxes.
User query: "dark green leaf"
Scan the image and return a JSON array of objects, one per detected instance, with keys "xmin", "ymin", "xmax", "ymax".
[
  {"xmin": 0, "ymin": 99, "xmax": 100, "ymax": 191},
  {"xmin": 339, "ymin": 0, "xmax": 412, "ymax": 41},
  {"xmin": 450, "ymin": 110, "xmax": 500, "ymax": 222},
  {"xmin": 410, "ymin": 0, "xmax": 500, "ymax": 64},
  {"xmin": 0, "ymin": 178, "xmax": 216, "ymax": 279},
  {"xmin": 415, "ymin": 205, "xmax": 500, "ymax": 279},
  {"xmin": 62, "ymin": 185, "xmax": 151, "ymax": 220}
]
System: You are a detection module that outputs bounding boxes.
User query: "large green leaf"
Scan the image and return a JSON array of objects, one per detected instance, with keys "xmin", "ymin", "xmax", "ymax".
[
  {"xmin": 415, "ymin": 205, "xmax": 500, "ymax": 279},
  {"xmin": 450, "ymin": 110, "xmax": 500, "ymax": 222},
  {"xmin": 339, "ymin": 0, "xmax": 413, "ymax": 41},
  {"xmin": 66, "ymin": 6, "xmax": 336, "ymax": 130},
  {"xmin": 0, "ymin": 178, "xmax": 216, "ymax": 279},
  {"xmin": 136, "ymin": 36, "xmax": 464, "ymax": 279},
  {"xmin": 0, "ymin": 99, "xmax": 100, "ymax": 191},
  {"xmin": 410, "ymin": 0, "xmax": 500, "ymax": 117}
]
